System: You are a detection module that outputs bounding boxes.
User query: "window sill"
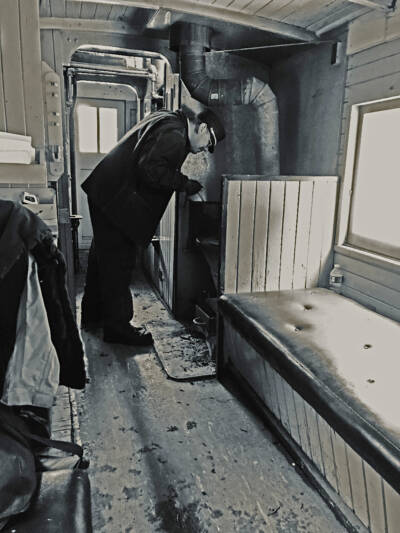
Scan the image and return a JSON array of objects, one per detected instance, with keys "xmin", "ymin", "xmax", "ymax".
[{"xmin": 334, "ymin": 244, "xmax": 400, "ymax": 275}]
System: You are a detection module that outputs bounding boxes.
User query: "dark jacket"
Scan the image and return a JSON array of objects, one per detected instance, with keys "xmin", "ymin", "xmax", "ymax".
[
  {"xmin": 82, "ymin": 110, "xmax": 190, "ymax": 246},
  {"xmin": 0, "ymin": 200, "xmax": 86, "ymax": 391}
]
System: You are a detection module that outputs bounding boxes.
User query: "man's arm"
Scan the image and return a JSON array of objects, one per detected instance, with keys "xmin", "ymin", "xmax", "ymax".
[{"xmin": 136, "ymin": 127, "xmax": 188, "ymax": 191}]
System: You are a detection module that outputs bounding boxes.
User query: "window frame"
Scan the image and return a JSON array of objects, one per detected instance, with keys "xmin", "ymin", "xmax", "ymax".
[
  {"xmin": 76, "ymin": 103, "xmax": 119, "ymax": 155},
  {"xmin": 337, "ymin": 95, "xmax": 400, "ymax": 268}
]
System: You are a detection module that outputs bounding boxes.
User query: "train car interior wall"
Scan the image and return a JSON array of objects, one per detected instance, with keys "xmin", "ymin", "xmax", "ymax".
[{"xmin": 1, "ymin": 1, "xmax": 400, "ymax": 532}]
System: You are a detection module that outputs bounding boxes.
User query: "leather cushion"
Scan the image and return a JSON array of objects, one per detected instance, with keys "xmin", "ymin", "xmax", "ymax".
[{"xmin": 219, "ymin": 288, "xmax": 400, "ymax": 491}]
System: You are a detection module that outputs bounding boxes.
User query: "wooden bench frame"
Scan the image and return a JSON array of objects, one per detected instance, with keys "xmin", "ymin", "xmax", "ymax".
[{"xmin": 217, "ymin": 290, "xmax": 400, "ymax": 533}]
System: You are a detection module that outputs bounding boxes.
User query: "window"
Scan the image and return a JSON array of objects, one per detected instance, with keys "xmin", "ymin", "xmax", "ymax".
[
  {"xmin": 77, "ymin": 105, "xmax": 97, "ymax": 153},
  {"xmin": 99, "ymin": 107, "xmax": 118, "ymax": 153},
  {"xmin": 77, "ymin": 104, "xmax": 118, "ymax": 154},
  {"xmin": 346, "ymin": 97, "xmax": 400, "ymax": 260}
]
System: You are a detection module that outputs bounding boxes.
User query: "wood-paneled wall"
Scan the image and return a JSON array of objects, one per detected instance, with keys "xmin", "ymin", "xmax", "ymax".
[
  {"xmin": 347, "ymin": 9, "xmax": 400, "ymax": 56},
  {"xmin": 221, "ymin": 176, "xmax": 338, "ymax": 294},
  {"xmin": 158, "ymin": 195, "xmax": 176, "ymax": 310},
  {"xmin": 224, "ymin": 320, "xmax": 400, "ymax": 533},
  {"xmin": 0, "ymin": 0, "xmax": 46, "ymax": 185},
  {"xmin": 336, "ymin": 35, "xmax": 400, "ymax": 321}
]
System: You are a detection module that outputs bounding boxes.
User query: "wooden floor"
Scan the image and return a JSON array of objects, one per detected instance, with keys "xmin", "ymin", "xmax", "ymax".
[{"xmin": 75, "ymin": 272, "xmax": 348, "ymax": 533}]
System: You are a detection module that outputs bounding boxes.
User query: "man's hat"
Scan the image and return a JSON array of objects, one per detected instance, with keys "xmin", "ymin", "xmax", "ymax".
[{"xmin": 198, "ymin": 109, "xmax": 225, "ymax": 153}]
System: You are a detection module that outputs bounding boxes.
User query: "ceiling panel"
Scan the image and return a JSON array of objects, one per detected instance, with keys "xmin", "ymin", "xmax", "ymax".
[
  {"xmin": 281, "ymin": 0, "xmax": 333, "ymax": 24},
  {"xmin": 257, "ymin": 0, "xmax": 299, "ymax": 18},
  {"xmin": 244, "ymin": 0, "xmax": 277, "ymax": 14},
  {"xmin": 307, "ymin": 2, "xmax": 368, "ymax": 31},
  {"xmin": 228, "ymin": 0, "xmax": 257, "ymax": 10},
  {"xmin": 267, "ymin": 0, "xmax": 313, "ymax": 21},
  {"xmin": 43, "ymin": 0, "xmax": 372, "ymax": 48}
]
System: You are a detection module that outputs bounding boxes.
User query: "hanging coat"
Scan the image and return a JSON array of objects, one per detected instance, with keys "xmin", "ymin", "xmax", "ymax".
[{"xmin": 0, "ymin": 200, "xmax": 86, "ymax": 391}]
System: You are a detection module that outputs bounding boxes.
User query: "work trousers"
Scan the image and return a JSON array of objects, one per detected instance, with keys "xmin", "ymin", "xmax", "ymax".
[{"xmin": 82, "ymin": 201, "xmax": 136, "ymax": 329}]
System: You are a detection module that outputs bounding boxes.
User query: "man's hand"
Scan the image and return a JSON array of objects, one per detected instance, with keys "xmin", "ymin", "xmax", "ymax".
[{"xmin": 184, "ymin": 179, "xmax": 203, "ymax": 196}]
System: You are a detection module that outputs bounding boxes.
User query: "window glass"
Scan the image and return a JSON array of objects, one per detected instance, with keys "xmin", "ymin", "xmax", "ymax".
[
  {"xmin": 77, "ymin": 105, "xmax": 97, "ymax": 153},
  {"xmin": 347, "ymin": 100, "xmax": 400, "ymax": 259},
  {"xmin": 99, "ymin": 107, "xmax": 118, "ymax": 153}
]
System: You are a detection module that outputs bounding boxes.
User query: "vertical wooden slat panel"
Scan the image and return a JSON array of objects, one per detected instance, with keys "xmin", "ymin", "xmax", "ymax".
[
  {"xmin": 224, "ymin": 181, "xmax": 241, "ymax": 293},
  {"xmin": 50, "ymin": 0, "xmax": 66, "ymax": 18},
  {"xmin": 364, "ymin": 461, "xmax": 387, "ymax": 533},
  {"xmin": 304, "ymin": 403, "xmax": 324, "ymax": 475},
  {"xmin": 292, "ymin": 390, "xmax": 312, "ymax": 458},
  {"xmin": 264, "ymin": 362, "xmax": 281, "ymax": 420},
  {"xmin": 347, "ymin": 445, "xmax": 370, "ymax": 528},
  {"xmin": 0, "ymin": 0, "xmax": 26, "ymax": 135},
  {"xmin": 251, "ymin": 181, "xmax": 270, "ymax": 291},
  {"xmin": 20, "ymin": 0, "xmax": 45, "ymax": 148},
  {"xmin": 265, "ymin": 181, "xmax": 285, "ymax": 291},
  {"xmin": 317, "ymin": 416, "xmax": 339, "ymax": 492},
  {"xmin": 293, "ymin": 181, "xmax": 313, "ymax": 289},
  {"xmin": 0, "ymin": 27, "xmax": 7, "ymax": 131},
  {"xmin": 269, "ymin": 366, "xmax": 283, "ymax": 421},
  {"xmin": 109, "ymin": 5, "xmax": 127, "ymax": 20},
  {"xmin": 261, "ymin": 360, "xmax": 274, "ymax": 413},
  {"xmin": 159, "ymin": 216, "xmax": 164, "ymax": 298},
  {"xmin": 306, "ymin": 181, "xmax": 326, "ymax": 288},
  {"xmin": 80, "ymin": 2, "xmax": 97, "ymax": 18},
  {"xmin": 223, "ymin": 322, "xmax": 234, "ymax": 363},
  {"xmin": 94, "ymin": 3, "xmax": 112, "ymax": 19},
  {"xmin": 65, "ymin": 0, "xmax": 82, "ymax": 18},
  {"xmin": 225, "ymin": 325, "xmax": 241, "ymax": 375},
  {"xmin": 169, "ymin": 194, "xmax": 176, "ymax": 309},
  {"xmin": 282, "ymin": 381, "xmax": 300, "ymax": 444},
  {"xmin": 224, "ymin": 325, "xmax": 255, "ymax": 390},
  {"xmin": 168, "ymin": 200, "xmax": 172, "ymax": 306},
  {"xmin": 237, "ymin": 181, "xmax": 256, "ymax": 293},
  {"xmin": 331, "ymin": 431, "xmax": 353, "ymax": 509},
  {"xmin": 160, "ymin": 205, "xmax": 167, "ymax": 303},
  {"xmin": 41, "ymin": 31, "xmax": 56, "ymax": 70},
  {"xmin": 166, "ymin": 203, "xmax": 170, "ymax": 304},
  {"xmin": 40, "ymin": 0, "xmax": 52, "ymax": 17},
  {"xmin": 318, "ymin": 180, "xmax": 338, "ymax": 286},
  {"xmin": 244, "ymin": 340, "xmax": 266, "ymax": 402},
  {"xmin": 384, "ymin": 480, "xmax": 400, "ymax": 533},
  {"xmin": 164, "ymin": 206, "xmax": 168, "ymax": 304},
  {"xmin": 159, "ymin": 193, "xmax": 176, "ymax": 309},
  {"xmin": 274, "ymin": 371, "xmax": 291, "ymax": 434},
  {"xmin": 280, "ymin": 181, "xmax": 300, "ymax": 290}
]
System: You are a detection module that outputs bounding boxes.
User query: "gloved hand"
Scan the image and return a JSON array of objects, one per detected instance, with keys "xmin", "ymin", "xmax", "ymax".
[{"xmin": 184, "ymin": 179, "xmax": 203, "ymax": 196}]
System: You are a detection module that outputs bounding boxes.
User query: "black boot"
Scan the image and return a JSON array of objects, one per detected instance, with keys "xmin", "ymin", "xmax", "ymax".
[{"xmin": 103, "ymin": 324, "xmax": 153, "ymax": 346}]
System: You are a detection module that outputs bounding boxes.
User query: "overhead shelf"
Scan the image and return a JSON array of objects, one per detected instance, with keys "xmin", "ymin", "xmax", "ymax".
[{"xmin": 0, "ymin": 131, "xmax": 36, "ymax": 165}]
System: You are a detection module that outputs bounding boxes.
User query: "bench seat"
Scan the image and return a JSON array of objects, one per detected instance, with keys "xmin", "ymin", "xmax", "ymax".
[{"xmin": 218, "ymin": 288, "xmax": 400, "ymax": 492}]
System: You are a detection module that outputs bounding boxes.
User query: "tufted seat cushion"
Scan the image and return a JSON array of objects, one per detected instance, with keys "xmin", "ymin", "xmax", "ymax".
[{"xmin": 219, "ymin": 288, "xmax": 400, "ymax": 490}]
